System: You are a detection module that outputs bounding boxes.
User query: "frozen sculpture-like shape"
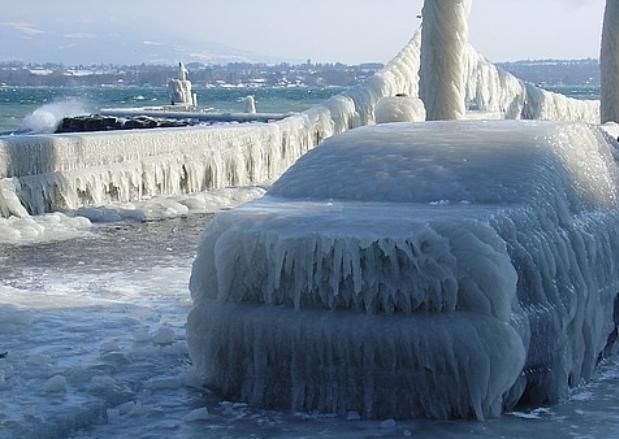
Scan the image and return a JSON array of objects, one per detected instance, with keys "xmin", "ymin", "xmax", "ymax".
[
  {"xmin": 602, "ymin": 0, "xmax": 619, "ymax": 123},
  {"xmin": 188, "ymin": 121, "xmax": 619, "ymax": 419},
  {"xmin": 420, "ymin": 0, "xmax": 471, "ymax": 120},
  {"xmin": 375, "ymin": 95, "xmax": 426, "ymax": 124},
  {"xmin": 168, "ymin": 62, "xmax": 197, "ymax": 107}
]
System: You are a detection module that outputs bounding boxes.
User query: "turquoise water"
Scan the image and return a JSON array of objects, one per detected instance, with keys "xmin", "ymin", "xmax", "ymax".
[
  {"xmin": 546, "ymin": 86, "xmax": 600, "ymax": 100},
  {"xmin": 0, "ymin": 86, "xmax": 345, "ymax": 133},
  {"xmin": 0, "ymin": 85, "xmax": 601, "ymax": 134}
]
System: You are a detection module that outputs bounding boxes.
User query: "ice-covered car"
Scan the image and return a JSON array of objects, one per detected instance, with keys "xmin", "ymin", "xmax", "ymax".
[{"xmin": 187, "ymin": 120, "xmax": 619, "ymax": 420}]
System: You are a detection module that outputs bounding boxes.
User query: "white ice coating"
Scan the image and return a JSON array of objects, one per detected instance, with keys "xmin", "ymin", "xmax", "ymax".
[
  {"xmin": 462, "ymin": 46, "xmax": 600, "ymax": 123},
  {"xmin": 245, "ymin": 96, "xmax": 257, "ymax": 114},
  {"xmin": 188, "ymin": 121, "xmax": 619, "ymax": 419},
  {"xmin": 602, "ymin": 0, "xmax": 619, "ymax": 123},
  {"xmin": 375, "ymin": 96, "xmax": 426, "ymax": 124},
  {"xmin": 420, "ymin": 0, "xmax": 471, "ymax": 120},
  {"xmin": 168, "ymin": 62, "xmax": 195, "ymax": 107}
]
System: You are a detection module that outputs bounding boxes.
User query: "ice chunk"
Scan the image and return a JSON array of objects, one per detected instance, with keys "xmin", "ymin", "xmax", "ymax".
[
  {"xmin": 152, "ymin": 326, "xmax": 176, "ymax": 345},
  {"xmin": 375, "ymin": 96, "xmax": 425, "ymax": 124},
  {"xmin": 43, "ymin": 375, "xmax": 67, "ymax": 394},
  {"xmin": 183, "ymin": 407, "xmax": 209, "ymax": 422},
  {"xmin": 0, "ymin": 213, "xmax": 91, "ymax": 245}
]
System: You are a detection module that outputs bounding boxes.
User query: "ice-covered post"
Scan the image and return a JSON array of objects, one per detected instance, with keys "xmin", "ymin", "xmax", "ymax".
[
  {"xmin": 601, "ymin": 0, "xmax": 619, "ymax": 124},
  {"xmin": 245, "ymin": 95, "xmax": 257, "ymax": 114},
  {"xmin": 419, "ymin": 0, "xmax": 471, "ymax": 121}
]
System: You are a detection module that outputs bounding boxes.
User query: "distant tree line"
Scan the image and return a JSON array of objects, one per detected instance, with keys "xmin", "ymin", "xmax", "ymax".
[
  {"xmin": 0, "ymin": 61, "xmax": 385, "ymax": 88},
  {"xmin": 0, "ymin": 59, "xmax": 600, "ymax": 88}
]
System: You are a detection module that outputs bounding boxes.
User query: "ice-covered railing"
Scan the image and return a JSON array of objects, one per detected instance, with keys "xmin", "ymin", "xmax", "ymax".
[
  {"xmin": 0, "ymin": 34, "xmax": 423, "ymax": 218},
  {"xmin": 463, "ymin": 45, "xmax": 600, "ymax": 123}
]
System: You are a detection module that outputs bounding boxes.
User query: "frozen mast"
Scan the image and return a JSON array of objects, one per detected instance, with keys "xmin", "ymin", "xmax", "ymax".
[
  {"xmin": 419, "ymin": 0, "xmax": 471, "ymax": 121},
  {"xmin": 601, "ymin": 0, "xmax": 619, "ymax": 123}
]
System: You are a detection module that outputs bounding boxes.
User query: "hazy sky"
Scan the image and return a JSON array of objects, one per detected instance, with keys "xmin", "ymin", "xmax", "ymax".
[{"xmin": 1, "ymin": 0, "xmax": 608, "ymax": 64}]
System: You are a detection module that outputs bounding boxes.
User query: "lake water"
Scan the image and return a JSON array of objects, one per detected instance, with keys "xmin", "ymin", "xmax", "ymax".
[{"xmin": 0, "ymin": 85, "xmax": 345, "ymax": 133}]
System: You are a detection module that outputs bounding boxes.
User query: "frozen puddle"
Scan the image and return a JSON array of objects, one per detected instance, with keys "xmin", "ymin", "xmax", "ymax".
[{"xmin": 2, "ymin": 216, "xmax": 619, "ymax": 439}]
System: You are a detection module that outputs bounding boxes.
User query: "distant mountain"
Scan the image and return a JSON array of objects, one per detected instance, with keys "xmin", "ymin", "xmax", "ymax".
[{"xmin": 0, "ymin": 21, "xmax": 295, "ymax": 65}]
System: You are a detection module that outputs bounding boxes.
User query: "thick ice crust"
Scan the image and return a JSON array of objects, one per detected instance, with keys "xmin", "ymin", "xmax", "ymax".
[
  {"xmin": 188, "ymin": 300, "xmax": 526, "ymax": 420},
  {"xmin": 188, "ymin": 121, "xmax": 619, "ymax": 419}
]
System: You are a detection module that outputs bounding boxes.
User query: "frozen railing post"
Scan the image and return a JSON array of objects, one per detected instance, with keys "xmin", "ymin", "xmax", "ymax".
[
  {"xmin": 420, "ymin": 0, "xmax": 471, "ymax": 121},
  {"xmin": 601, "ymin": 0, "xmax": 619, "ymax": 124}
]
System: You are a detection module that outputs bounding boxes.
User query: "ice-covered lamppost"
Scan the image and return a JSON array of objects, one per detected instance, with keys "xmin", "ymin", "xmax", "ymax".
[
  {"xmin": 419, "ymin": 0, "xmax": 472, "ymax": 121},
  {"xmin": 601, "ymin": 0, "xmax": 619, "ymax": 124}
]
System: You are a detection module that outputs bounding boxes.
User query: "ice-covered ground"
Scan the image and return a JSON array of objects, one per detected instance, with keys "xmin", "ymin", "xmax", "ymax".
[
  {"xmin": 2, "ymin": 216, "xmax": 619, "ymax": 439},
  {"xmin": 0, "ymin": 186, "xmax": 265, "ymax": 245}
]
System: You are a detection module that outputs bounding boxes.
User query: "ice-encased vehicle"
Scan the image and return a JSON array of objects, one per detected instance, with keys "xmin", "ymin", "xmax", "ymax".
[{"xmin": 187, "ymin": 120, "xmax": 619, "ymax": 419}]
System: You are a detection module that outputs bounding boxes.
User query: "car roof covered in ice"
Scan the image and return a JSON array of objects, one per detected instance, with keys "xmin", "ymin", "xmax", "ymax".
[{"xmin": 268, "ymin": 121, "xmax": 619, "ymax": 212}]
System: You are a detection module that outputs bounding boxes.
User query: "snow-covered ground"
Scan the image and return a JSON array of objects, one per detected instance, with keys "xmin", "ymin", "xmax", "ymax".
[{"xmin": 1, "ymin": 215, "xmax": 619, "ymax": 438}]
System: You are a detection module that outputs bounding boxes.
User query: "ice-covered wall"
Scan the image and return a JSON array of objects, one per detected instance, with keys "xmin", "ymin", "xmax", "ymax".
[
  {"xmin": 0, "ymin": 33, "xmax": 423, "ymax": 218},
  {"xmin": 601, "ymin": 0, "xmax": 619, "ymax": 124},
  {"xmin": 188, "ymin": 121, "xmax": 619, "ymax": 419},
  {"xmin": 0, "ymin": 115, "xmax": 327, "ymax": 215},
  {"xmin": 420, "ymin": 0, "xmax": 471, "ymax": 120}
]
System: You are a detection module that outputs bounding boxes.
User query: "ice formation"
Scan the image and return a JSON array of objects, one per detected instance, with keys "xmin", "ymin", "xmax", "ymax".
[
  {"xmin": 375, "ymin": 96, "xmax": 426, "ymax": 124},
  {"xmin": 168, "ymin": 62, "xmax": 197, "ymax": 107},
  {"xmin": 420, "ymin": 0, "xmax": 471, "ymax": 120},
  {"xmin": 0, "ymin": 22, "xmax": 606, "ymax": 220},
  {"xmin": 602, "ymin": 0, "xmax": 619, "ymax": 123},
  {"xmin": 0, "ymin": 32, "xmax": 423, "ymax": 218},
  {"xmin": 74, "ymin": 186, "xmax": 266, "ymax": 223},
  {"xmin": 188, "ymin": 121, "xmax": 619, "ymax": 419},
  {"xmin": 245, "ymin": 95, "xmax": 257, "ymax": 114}
]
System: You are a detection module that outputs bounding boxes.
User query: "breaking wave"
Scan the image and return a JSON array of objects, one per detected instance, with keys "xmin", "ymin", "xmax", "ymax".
[{"xmin": 18, "ymin": 100, "xmax": 90, "ymax": 134}]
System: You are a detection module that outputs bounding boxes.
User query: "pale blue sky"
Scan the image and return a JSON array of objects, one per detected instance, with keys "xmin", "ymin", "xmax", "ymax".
[{"xmin": 0, "ymin": 0, "xmax": 607, "ymax": 64}]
